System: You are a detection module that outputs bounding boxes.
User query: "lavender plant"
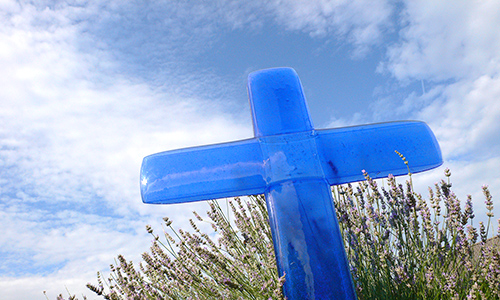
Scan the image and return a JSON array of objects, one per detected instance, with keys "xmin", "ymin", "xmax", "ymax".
[
  {"xmin": 333, "ymin": 168, "xmax": 500, "ymax": 299},
  {"xmin": 57, "ymin": 168, "xmax": 499, "ymax": 300},
  {"xmin": 86, "ymin": 195, "xmax": 285, "ymax": 300}
]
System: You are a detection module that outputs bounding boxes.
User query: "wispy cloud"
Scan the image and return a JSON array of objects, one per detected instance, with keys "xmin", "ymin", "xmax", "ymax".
[
  {"xmin": 0, "ymin": 2, "xmax": 251, "ymax": 298},
  {"xmin": 266, "ymin": 0, "xmax": 394, "ymax": 55},
  {"xmin": 1, "ymin": 1, "xmax": 500, "ymax": 299},
  {"xmin": 378, "ymin": 0, "xmax": 500, "ymax": 158},
  {"xmin": 382, "ymin": 1, "xmax": 500, "ymax": 82},
  {"xmin": 376, "ymin": 0, "xmax": 500, "ymax": 219}
]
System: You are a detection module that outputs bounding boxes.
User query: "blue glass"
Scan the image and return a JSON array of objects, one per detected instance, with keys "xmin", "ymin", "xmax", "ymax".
[
  {"xmin": 266, "ymin": 179, "xmax": 354, "ymax": 299},
  {"xmin": 317, "ymin": 121, "xmax": 442, "ymax": 185},
  {"xmin": 247, "ymin": 68, "xmax": 313, "ymax": 137},
  {"xmin": 141, "ymin": 138, "xmax": 266, "ymax": 204},
  {"xmin": 140, "ymin": 67, "xmax": 443, "ymax": 299}
]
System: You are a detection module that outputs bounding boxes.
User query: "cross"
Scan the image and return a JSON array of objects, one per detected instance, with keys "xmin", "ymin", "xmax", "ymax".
[{"xmin": 140, "ymin": 67, "xmax": 442, "ymax": 299}]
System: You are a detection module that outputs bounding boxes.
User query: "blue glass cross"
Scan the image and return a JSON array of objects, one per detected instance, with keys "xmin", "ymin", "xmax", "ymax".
[{"xmin": 140, "ymin": 68, "xmax": 442, "ymax": 299}]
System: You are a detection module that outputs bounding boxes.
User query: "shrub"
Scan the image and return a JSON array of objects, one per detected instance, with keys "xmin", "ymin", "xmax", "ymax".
[
  {"xmin": 86, "ymin": 195, "xmax": 284, "ymax": 300},
  {"xmin": 334, "ymin": 169, "xmax": 499, "ymax": 299},
  {"xmin": 57, "ymin": 169, "xmax": 499, "ymax": 299}
]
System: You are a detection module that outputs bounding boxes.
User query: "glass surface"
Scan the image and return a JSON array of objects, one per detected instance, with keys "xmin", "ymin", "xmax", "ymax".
[
  {"xmin": 266, "ymin": 179, "xmax": 356, "ymax": 299},
  {"xmin": 140, "ymin": 67, "xmax": 443, "ymax": 299},
  {"xmin": 140, "ymin": 138, "xmax": 266, "ymax": 204},
  {"xmin": 247, "ymin": 68, "xmax": 313, "ymax": 137},
  {"xmin": 317, "ymin": 121, "xmax": 443, "ymax": 185},
  {"xmin": 259, "ymin": 130, "xmax": 325, "ymax": 185}
]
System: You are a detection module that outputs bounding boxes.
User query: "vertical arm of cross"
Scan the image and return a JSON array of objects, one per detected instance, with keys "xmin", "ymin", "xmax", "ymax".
[
  {"xmin": 247, "ymin": 68, "xmax": 441, "ymax": 299},
  {"xmin": 248, "ymin": 68, "xmax": 358, "ymax": 299},
  {"xmin": 248, "ymin": 68, "xmax": 314, "ymax": 137}
]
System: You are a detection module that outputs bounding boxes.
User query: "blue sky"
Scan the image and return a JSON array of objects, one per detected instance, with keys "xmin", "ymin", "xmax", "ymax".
[{"xmin": 1, "ymin": 1, "xmax": 500, "ymax": 299}]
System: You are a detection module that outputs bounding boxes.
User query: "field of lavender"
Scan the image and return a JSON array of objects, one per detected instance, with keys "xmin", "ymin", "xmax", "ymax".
[{"xmin": 56, "ymin": 168, "xmax": 499, "ymax": 300}]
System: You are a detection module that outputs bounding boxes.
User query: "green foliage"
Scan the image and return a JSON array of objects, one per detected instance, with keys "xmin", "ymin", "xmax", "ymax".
[
  {"xmin": 86, "ymin": 196, "xmax": 285, "ymax": 300},
  {"xmin": 334, "ymin": 169, "xmax": 500, "ymax": 299},
  {"xmin": 57, "ymin": 169, "xmax": 500, "ymax": 299}
]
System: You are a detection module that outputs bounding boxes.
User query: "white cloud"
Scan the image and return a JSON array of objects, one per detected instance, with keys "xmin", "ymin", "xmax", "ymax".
[
  {"xmin": 382, "ymin": 0, "xmax": 500, "ymax": 82},
  {"xmin": 376, "ymin": 0, "xmax": 500, "ymax": 227},
  {"xmin": 380, "ymin": 0, "xmax": 500, "ymax": 158},
  {"xmin": 2, "ymin": 1, "xmax": 500, "ymax": 298},
  {"xmin": 263, "ymin": 0, "xmax": 393, "ymax": 56},
  {"xmin": 324, "ymin": 111, "xmax": 369, "ymax": 128},
  {"xmin": 0, "ymin": 0, "xmax": 252, "ymax": 207},
  {"xmin": 418, "ymin": 76, "xmax": 500, "ymax": 160},
  {"xmin": 0, "ymin": 2, "xmax": 252, "ymax": 299},
  {"xmin": 133, "ymin": 0, "xmax": 394, "ymax": 57}
]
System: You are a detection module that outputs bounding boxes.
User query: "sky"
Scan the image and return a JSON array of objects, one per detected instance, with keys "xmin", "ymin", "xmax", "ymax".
[{"xmin": 1, "ymin": 0, "xmax": 500, "ymax": 299}]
